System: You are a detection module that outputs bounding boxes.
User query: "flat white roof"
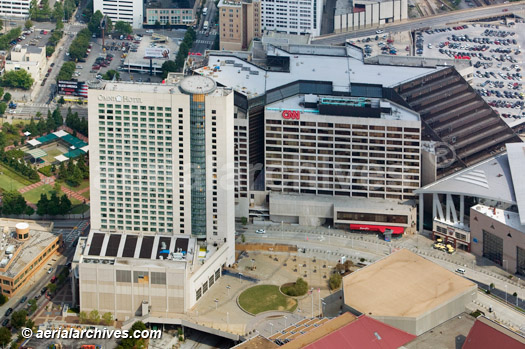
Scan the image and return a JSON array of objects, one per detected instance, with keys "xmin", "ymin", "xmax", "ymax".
[
  {"xmin": 55, "ymin": 155, "xmax": 68, "ymax": 162},
  {"xmin": 80, "ymin": 145, "xmax": 89, "ymax": 153},
  {"xmin": 53, "ymin": 130, "xmax": 68, "ymax": 138},
  {"xmin": 27, "ymin": 139, "xmax": 41, "ymax": 146},
  {"xmin": 197, "ymin": 46, "xmax": 441, "ymax": 97},
  {"xmin": 506, "ymin": 143, "xmax": 525, "ymax": 224},
  {"xmin": 471, "ymin": 204, "xmax": 525, "ymax": 234}
]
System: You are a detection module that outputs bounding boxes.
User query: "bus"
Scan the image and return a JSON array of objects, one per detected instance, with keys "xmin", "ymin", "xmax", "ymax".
[{"xmin": 203, "ymin": 21, "xmax": 209, "ymax": 30}]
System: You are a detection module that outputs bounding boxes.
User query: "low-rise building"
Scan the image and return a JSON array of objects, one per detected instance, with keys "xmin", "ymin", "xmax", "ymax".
[
  {"xmin": 0, "ymin": 0, "xmax": 31, "ymax": 18},
  {"xmin": 342, "ymin": 249, "xmax": 477, "ymax": 335},
  {"xmin": 334, "ymin": 0, "xmax": 408, "ymax": 33},
  {"xmin": 0, "ymin": 220, "xmax": 61, "ymax": 297},
  {"xmin": 145, "ymin": 0, "xmax": 199, "ymax": 26},
  {"xmin": 5, "ymin": 45, "xmax": 46, "ymax": 81},
  {"xmin": 73, "ymin": 230, "xmax": 231, "ymax": 320}
]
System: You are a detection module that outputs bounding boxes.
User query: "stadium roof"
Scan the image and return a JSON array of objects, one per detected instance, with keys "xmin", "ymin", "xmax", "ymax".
[
  {"xmin": 462, "ymin": 316, "xmax": 525, "ymax": 349},
  {"xmin": 36, "ymin": 133, "xmax": 58, "ymax": 143},
  {"xmin": 25, "ymin": 148, "xmax": 47, "ymax": 159},
  {"xmin": 415, "ymin": 153, "xmax": 516, "ymax": 204},
  {"xmin": 343, "ymin": 249, "xmax": 476, "ymax": 318},
  {"xmin": 505, "ymin": 143, "xmax": 525, "ymax": 224}
]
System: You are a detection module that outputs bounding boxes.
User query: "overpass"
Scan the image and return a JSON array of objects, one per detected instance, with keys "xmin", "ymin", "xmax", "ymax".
[{"xmin": 312, "ymin": 2, "xmax": 525, "ymax": 45}]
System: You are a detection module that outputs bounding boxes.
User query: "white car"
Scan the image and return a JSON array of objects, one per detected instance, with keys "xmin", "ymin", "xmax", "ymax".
[
  {"xmin": 455, "ymin": 268, "xmax": 465, "ymax": 275},
  {"xmin": 376, "ymin": 30, "xmax": 384, "ymax": 34},
  {"xmin": 255, "ymin": 229, "xmax": 266, "ymax": 234},
  {"xmin": 47, "ymin": 267, "xmax": 53, "ymax": 274}
]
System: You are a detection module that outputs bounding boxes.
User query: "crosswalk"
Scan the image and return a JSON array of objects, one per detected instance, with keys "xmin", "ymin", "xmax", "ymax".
[
  {"xmin": 195, "ymin": 39, "xmax": 214, "ymax": 45},
  {"xmin": 63, "ymin": 220, "xmax": 89, "ymax": 244},
  {"xmin": 198, "ymin": 30, "xmax": 217, "ymax": 35}
]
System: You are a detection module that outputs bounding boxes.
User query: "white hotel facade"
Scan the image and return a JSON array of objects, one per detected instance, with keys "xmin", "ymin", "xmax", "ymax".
[
  {"xmin": 261, "ymin": 0, "xmax": 323, "ymax": 37},
  {"xmin": 93, "ymin": 0, "xmax": 144, "ymax": 29}
]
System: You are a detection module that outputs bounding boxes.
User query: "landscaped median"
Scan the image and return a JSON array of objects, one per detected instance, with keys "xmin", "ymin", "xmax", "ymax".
[{"xmin": 238, "ymin": 285, "xmax": 297, "ymax": 315}]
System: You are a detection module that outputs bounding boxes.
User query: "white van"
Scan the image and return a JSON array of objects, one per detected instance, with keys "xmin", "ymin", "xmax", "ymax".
[{"xmin": 455, "ymin": 268, "xmax": 466, "ymax": 275}]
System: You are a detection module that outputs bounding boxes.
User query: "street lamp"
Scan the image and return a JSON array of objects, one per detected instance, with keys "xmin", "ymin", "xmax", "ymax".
[
  {"xmin": 283, "ymin": 315, "xmax": 287, "ymax": 329},
  {"xmin": 505, "ymin": 284, "xmax": 508, "ymax": 303},
  {"xmin": 214, "ymin": 298, "xmax": 218, "ymax": 310},
  {"xmin": 239, "ymin": 273, "xmax": 243, "ymax": 283},
  {"xmin": 226, "ymin": 285, "xmax": 231, "ymax": 297},
  {"xmin": 251, "ymin": 259, "xmax": 255, "ymax": 270},
  {"xmin": 269, "ymin": 322, "xmax": 274, "ymax": 336}
]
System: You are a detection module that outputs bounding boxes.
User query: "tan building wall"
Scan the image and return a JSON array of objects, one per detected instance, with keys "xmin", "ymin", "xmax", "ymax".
[
  {"xmin": 0, "ymin": 235, "xmax": 61, "ymax": 297},
  {"xmin": 470, "ymin": 207, "xmax": 525, "ymax": 274},
  {"xmin": 79, "ymin": 263, "xmax": 187, "ymax": 320},
  {"xmin": 219, "ymin": 0, "xmax": 261, "ymax": 51}
]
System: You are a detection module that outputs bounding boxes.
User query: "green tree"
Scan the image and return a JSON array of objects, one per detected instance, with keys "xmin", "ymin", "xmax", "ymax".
[
  {"xmin": 77, "ymin": 156, "xmax": 89, "ymax": 179},
  {"xmin": 28, "ymin": 299, "xmax": 37, "ymax": 313},
  {"xmin": 69, "ymin": 165, "xmax": 83, "ymax": 186},
  {"xmin": 89, "ymin": 309, "xmax": 101, "ymax": 324},
  {"xmin": 0, "ymin": 294, "xmax": 7, "ymax": 306},
  {"xmin": 58, "ymin": 162, "xmax": 67, "ymax": 179},
  {"xmin": 102, "ymin": 69, "xmax": 120, "ymax": 80},
  {"xmin": 114, "ymin": 20, "xmax": 132, "ymax": 35},
  {"xmin": 58, "ymin": 96, "xmax": 65, "ymax": 104},
  {"xmin": 88, "ymin": 10, "xmax": 104, "ymax": 36},
  {"xmin": 36, "ymin": 193, "xmax": 49, "ymax": 215},
  {"xmin": 3, "ymin": 92, "xmax": 11, "ymax": 102},
  {"xmin": 1, "ymin": 70, "xmax": 34, "ymax": 90},
  {"xmin": 56, "ymin": 61, "xmax": 76, "ymax": 81},
  {"xmin": 59, "ymin": 194, "xmax": 72, "ymax": 214},
  {"xmin": 0, "ymin": 19, "xmax": 3, "ymax": 32},
  {"xmin": 48, "ymin": 192, "xmax": 60, "ymax": 215},
  {"xmin": 25, "ymin": 19, "xmax": 33, "ymax": 29},
  {"xmin": 0, "ymin": 327, "xmax": 11, "ymax": 347},
  {"xmin": 52, "ymin": 107, "xmax": 63, "ymax": 126},
  {"xmin": 46, "ymin": 45, "xmax": 55, "ymax": 57},
  {"xmin": 10, "ymin": 310, "xmax": 27, "ymax": 329},
  {"xmin": 161, "ymin": 60, "xmax": 177, "ymax": 78},
  {"xmin": 102, "ymin": 312, "xmax": 113, "ymax": 326},
  {"xmin": 25, "ymin": 318, "xmax": 35, "ymax": 331},
  {"xmin": 1, "ymin": 191, "xmax": 29, "ymax": 215},
  {"xmin": 46, "ymin": 113, "xmax": 56, "ymax": 131},
  {"xmin": 0, "ymin": 102, "xmax": 6, "ymax": 115},
  {"xmin": 52, "ymin": 1, "xmax": 64, "ymax": 23},
  {"xmin": 106, "ymin": 17, "xmax": 113, "ymax": 32},
  {"xmin": 79, "ymin": 311, "xmax": 88, "ymax": 324},
  {"xmin": 241, "ymin": 217, "xmax": 248, "ymax": 225},
  {"xmin": 47, "ymin": 283, "xmax": 57, "ymax": 294},
  {"xmin": 329, "ymin": 272, "xmax": 342, "ymax": 290},
  {"xmin": 68, "ymin": 28, "xmax": 91, "ymax": 61}
]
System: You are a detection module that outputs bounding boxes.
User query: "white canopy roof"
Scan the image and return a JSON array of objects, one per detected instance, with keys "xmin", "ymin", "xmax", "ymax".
[
  {"xmin": 54, "ymin": 155, "xmax": 69, "ymax": 162},
  {"xmin": 27, "ymin": 139, "xmax": 41, "ymax": 147}
]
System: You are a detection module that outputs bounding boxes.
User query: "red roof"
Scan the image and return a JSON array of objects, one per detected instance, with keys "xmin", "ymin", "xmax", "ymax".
[
  {"xmin": 462, "ymin": 317, "xmax": 525, "ymax": 349},
  {"xmin": 303, "ymin": 315, "xmax": 416, "ymax": 349}
]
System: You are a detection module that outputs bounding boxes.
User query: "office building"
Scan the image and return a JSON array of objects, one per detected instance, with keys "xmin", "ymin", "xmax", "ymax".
[
  {"xmin": 145, "ymin": 0, "xmax": 199, "ymax": 26},
  {"xmin": 260, "ymin": 0, "xmax": 323, "ymax": 37},
  {"xmin": 218, "ymin": 0, "xmax": 262, "ymax": 51},
  {"xmin": 94, "ymin": 0, "xmax": 143, "ymax": 29},
  {"xmin": 0, "ymin": 220, "xmax": 61, "ymax": 297},
  {"xmin": 0, "ymin": 0, "xmax": 30, "ymax": 18},
  {"xmin": 5, "ymin": 45, "xmax": 46, "ymax": 81},
  {"xmin": 334, "ymin": 0, "xmax": 408, "ymax": 33}
]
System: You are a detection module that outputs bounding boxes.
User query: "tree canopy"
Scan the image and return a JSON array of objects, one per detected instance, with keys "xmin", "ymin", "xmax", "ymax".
[
  {"xmin": 114, "ymin": 21, "xmax": 132, "ymax": 35},
  {"xmin": 1, "ymin": 70, "xmax": 34, "ymax": 90}
]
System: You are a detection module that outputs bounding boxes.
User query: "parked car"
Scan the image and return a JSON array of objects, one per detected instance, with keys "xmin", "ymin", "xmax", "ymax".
[
  {"xmin": 20, "ymin": 296, "xmax": 27, "ymax": 303},
  {"xmin": 47, "ymin": 267, "xmax": 53, "ymax": 274},
  {"xmin": 8, "ymin": 102, "xmax": 17, "ymax": 109},
  {"xmin": 41, "ymin": 286, "xmax": 47, "ymax": 295},
  {"xmin": 255, "ymin": 229, "xmax": 266, "ymax": 234},
  {"xmin": 455, "ymin": 268, "xmax": 466, "ymax": 274},
  {"xmin": 1, "ymin": 319, "xmax": 8, "ymax": 327},
  {"xmin": 4, "ymin": 307, "xmax": 13, "ymax": 316}
]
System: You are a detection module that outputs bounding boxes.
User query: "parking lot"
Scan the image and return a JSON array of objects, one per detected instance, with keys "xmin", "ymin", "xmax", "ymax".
[
  {"xmin": 349, "ymin": 31, "xmax": 412, "ymax": 57},
  {"xmin": 418, "ymin": 20, "xmax": 525, "ymax": 129}
]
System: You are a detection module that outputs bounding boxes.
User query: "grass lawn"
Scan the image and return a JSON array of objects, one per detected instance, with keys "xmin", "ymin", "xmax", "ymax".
[
  {"xmin": 61, "ymin": 179, "xmax": 90, "ymax": 192},
  {"xmin": 238, "ymin": 285, "xmax": 297, "ymax": 315},
  {"xmin": 22, "ymin": 184, "xmax": 54, "ymax": 203},
  {"xmin": 42, "ymin": 148, "xmax": 64, "ymax": 163},
  {"xmin": 0, "ymin": 164, "xmax": 33, "ymax": 191},
  {"xmin": 70, "ymin": 196, "xmax": 83, "ymax": 205},
  {"xmin": 81, "ymin": 190, "xmax": 90, "ymax": 200},
  {"xmin": 69, "ymin": 204, "xmax": 89, "ymax": 214}
]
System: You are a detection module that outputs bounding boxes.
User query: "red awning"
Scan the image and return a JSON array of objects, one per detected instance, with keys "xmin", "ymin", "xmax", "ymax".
[{"xmin": 350, "ymin": 224, "xmax": 404, "ymax": 234}]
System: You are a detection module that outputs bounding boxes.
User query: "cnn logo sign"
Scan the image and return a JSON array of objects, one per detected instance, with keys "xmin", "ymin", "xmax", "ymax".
[{"xmin": 282, "ymin": 110, "xmax": 300, "ymax": 120}]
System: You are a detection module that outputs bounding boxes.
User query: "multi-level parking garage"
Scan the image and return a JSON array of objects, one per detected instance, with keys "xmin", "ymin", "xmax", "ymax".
[{"xmin": 395, "ymin": 66, "xmax": 521, "ymax": 177}]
